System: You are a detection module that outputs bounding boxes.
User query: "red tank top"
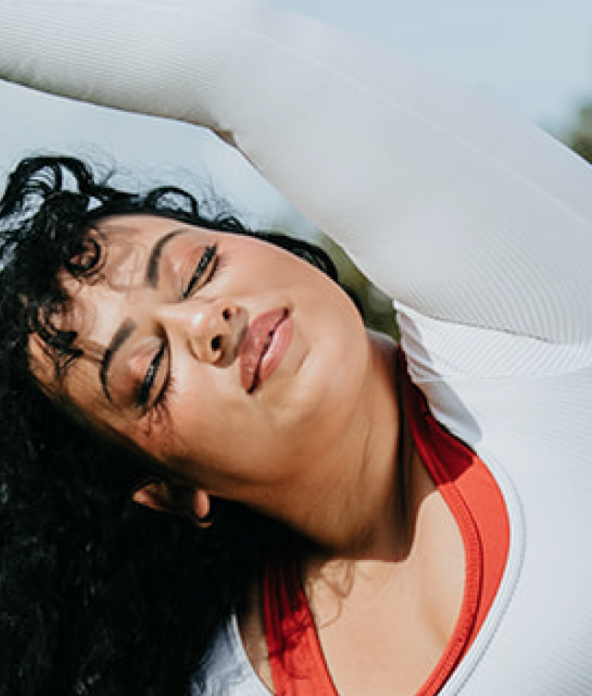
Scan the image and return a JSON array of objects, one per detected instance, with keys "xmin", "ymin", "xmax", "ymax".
[{"xmin": 263, "ymin": 362, "xmax": 510, "ymax": 696}]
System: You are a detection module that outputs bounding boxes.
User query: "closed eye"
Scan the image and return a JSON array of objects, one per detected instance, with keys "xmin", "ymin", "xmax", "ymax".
[
  {"xmin": 183, "ymin": 244, "xmax": 218, "ymax": 298},
  {"xmin": 135, "ymin": 343, "xmax": 166, "ymax": 410}
]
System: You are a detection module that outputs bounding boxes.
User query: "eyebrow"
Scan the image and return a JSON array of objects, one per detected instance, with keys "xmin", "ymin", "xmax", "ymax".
[
  {"xmin": 144, "ymin": 228, "xmax": 186, "ymax": 288},
  {"xmin": 100, "ymin": 318, "xmax": 137, "ymax": 402}
]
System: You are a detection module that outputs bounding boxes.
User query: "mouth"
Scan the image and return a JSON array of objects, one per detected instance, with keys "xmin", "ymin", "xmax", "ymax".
[{"xmin": 239, "ymin": 308, "xmax": 292, "ymax": 393}]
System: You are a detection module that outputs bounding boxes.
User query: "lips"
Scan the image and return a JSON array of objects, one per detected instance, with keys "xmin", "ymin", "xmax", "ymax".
[{"xmin": 239, "ymin": 308, "xmax": 292, "ymax": 393}]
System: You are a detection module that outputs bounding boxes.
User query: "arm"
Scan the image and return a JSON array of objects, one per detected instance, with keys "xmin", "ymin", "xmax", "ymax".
[{"xmin": 2, "ymin": 0, "xmax": 592, "ymax": 345}]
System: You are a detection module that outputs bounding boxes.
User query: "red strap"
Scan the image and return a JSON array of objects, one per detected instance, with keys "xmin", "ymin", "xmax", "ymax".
[{"xmin": 264, "ymin": 558, "xmax": 337, "ymax": 696}]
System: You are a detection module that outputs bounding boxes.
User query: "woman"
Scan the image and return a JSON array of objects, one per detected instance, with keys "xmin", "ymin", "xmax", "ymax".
[
  {"xmin": 0, "ymin": 155, "xmax": 331, "ymax": 695},
  {"xmin": 1, "ymin": 1, "xmax": 592, "ymax": 695}
]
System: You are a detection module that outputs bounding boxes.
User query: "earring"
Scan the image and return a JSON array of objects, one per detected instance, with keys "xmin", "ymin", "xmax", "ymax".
[{"xmin": 192, "ymin": 509, "xmax": 214, "ymax": 529}]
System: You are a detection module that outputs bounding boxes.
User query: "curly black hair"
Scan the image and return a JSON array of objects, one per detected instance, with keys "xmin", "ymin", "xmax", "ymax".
[{"xmin": 0, "ymin": 156, "xmax": 338, "ymax": 696}]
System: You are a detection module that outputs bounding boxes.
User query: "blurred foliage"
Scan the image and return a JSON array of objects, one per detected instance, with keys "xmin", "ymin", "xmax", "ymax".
[{"xmin": 566, "ymin": 103, "xmax": 592, "ymax": 164}]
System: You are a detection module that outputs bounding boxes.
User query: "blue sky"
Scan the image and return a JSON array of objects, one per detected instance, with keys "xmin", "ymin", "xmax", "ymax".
[{"xmin": 1, "ymin": 0, "xmax": 591, "ymax": 224}]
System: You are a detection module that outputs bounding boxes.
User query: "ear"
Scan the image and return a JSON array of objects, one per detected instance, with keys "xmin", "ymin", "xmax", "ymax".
[
  {"xmin": 132, "ymin": 480, "xmax": 211, "ymax": 521},
  {"xmin": 132, "ymin": 480, "xmax": 176, "ymax": 513}
]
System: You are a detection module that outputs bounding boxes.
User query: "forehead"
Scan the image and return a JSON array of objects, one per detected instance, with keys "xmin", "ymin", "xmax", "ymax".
[{"xmin": 91, "ymin": 214, "xmax": 187, "ymax": 279}]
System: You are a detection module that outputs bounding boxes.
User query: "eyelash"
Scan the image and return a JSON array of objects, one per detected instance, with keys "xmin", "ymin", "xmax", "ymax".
[
  {"xmin": 135, "ymin": 343, "xmax": 165, "ymax": 410},
  {"xmin": 183, "ymin": 244, "xmax": 218, "ymax": 298},
  {"xmin": 136, "ymin": 243, "xmax": 219, "ymax": 417},
  {"xmin": 146, "ymin": 373, "xmax": 177, "ymax": 429}
]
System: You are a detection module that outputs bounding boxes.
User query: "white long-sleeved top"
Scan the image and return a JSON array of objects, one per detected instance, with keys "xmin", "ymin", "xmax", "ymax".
[{"xmin": 1, "ymin": 1, "xmax": 592, "ymax": 694}]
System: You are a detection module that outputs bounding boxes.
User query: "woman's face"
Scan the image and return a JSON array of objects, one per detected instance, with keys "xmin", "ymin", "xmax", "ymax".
[{"xmin": 32, "ymin": 215, "xmax": 373, "ymax": 508}]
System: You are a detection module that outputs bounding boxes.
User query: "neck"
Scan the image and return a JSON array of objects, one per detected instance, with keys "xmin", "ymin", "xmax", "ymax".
[{"xmin": 267, "ymin": 332, "xmax": 414, "ymax": 558}]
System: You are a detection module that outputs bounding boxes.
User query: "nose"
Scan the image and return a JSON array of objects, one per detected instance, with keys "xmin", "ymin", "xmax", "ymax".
[{"xmin": 159, "ymin": 298, "xmax": 239, "ymax": 364}]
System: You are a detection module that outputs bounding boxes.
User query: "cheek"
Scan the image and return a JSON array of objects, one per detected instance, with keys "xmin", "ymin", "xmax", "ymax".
[
  {"xmin": 286, "ymin": 292, "xmax": 370, "ymax": 428},
  {"xmin": 127, "ymin": 372, "xmax": 237, "ymax": 470},
  {"xmin": 155, "ymin": 381, "xmax": 291, "ymax": 487}
]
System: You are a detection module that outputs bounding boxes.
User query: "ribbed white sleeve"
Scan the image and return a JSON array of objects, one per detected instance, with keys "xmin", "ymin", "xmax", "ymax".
[{"xmin": 1, "ymin": 0, "xmax": 592, "ymax": 348}]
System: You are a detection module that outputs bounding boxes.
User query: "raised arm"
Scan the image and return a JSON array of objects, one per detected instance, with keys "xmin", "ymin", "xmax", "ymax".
[{"xmin": 2, "ymin": 0, "xmax": 592, "ymax": 345}]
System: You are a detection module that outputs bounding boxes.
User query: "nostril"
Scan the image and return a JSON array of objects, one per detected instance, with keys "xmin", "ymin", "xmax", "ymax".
[
  {"xmin": 211, "ymin": 335, "xmax": 222, "ymax": 352},
  {"xmin": 222, "ymin": 308, "xmax": 231, "ymax": 321}
]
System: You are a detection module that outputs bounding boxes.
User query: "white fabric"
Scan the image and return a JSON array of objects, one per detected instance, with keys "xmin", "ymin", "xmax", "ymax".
[
  {"xmin": 193, "ymin": 615, "xmax": 271, "ymax": 696},
  {"xmin": 1, "ymin": 1, "xmax": 592, "ymax": 694}
]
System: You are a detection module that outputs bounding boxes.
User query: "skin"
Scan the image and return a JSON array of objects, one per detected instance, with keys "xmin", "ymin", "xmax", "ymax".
[
  {"xmin": 30, "ymin": 214, "xmax": 465, "ymax": 696},
  {"xmin": 31, "ymin": 214, "xmax": 403, "ymax": 549}
]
